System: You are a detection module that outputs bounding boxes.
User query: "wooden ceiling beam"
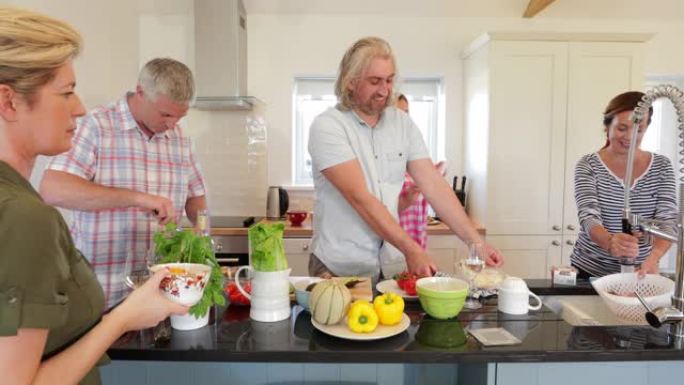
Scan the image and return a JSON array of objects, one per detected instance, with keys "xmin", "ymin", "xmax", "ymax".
[{"xmin": 523, "ymin": 0, "xmax": 557, "ymax": 18}]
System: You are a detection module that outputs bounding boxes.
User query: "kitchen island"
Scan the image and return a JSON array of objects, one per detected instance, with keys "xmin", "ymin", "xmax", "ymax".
[{"xmin": 103, "ymin": 281, "xmax": 684, "ymax": 385}]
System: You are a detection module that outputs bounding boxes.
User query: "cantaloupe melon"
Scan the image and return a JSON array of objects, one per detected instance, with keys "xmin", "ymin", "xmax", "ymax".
[{"xmin": 309, "ymin": 279, "xmax": 352, "ymax": 325}]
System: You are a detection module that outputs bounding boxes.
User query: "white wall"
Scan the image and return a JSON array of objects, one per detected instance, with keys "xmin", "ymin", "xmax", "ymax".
[
  {"xmin": 11, "ymin": 0, "xmax": 267, "ymax": 217},
  {"xmin": 7, "ymin": 0, "xmax": 145, "ymax": 105},
  {"xmin": 248, "ymin": 15, "xmax": 684, "ymax": 188}
]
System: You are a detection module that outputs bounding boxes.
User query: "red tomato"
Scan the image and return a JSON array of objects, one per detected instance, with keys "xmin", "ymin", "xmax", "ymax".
[
  {"xmin": 394, "ymin": 271, "xmax": 411, "ymax": 290},
  {"xmin": 403, "ymin": 279, "xmax": 417, "ymax": 296},
  {"xmin": 225, "ymin": 282, "xmax": 251, "ymax": 306},
  {"xmin": 394, "ymin": 271, "xmax": 418, "ymax": 294},
  {"xmin": 224, "ymin": 282, "xmax": 238, "ymax": 295}
]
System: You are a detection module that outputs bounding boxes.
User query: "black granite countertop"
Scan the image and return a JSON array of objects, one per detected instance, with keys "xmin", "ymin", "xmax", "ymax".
[
  {"xmin": 527, "ymin": 278, "xmax": 597, "ymax": 296},
  {"xmin": 107, "ymin": 279, "xmax": 684, "ymax": 363}
]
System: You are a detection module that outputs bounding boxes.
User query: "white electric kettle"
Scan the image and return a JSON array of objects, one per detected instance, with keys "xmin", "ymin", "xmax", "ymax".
[{"xmin": 266, "ymin": 186, "xmax": 289, "ymax": 219}]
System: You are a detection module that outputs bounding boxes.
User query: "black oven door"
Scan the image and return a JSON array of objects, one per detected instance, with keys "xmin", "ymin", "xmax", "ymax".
[{"xmin": 215, "ymin": 252, "xmax": 249, "ymax": 267}]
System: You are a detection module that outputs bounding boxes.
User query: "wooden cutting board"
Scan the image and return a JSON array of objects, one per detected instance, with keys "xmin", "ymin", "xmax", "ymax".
[{"xmin": 333, "ymin": 277, "xmax": 372, "ymax": 302}]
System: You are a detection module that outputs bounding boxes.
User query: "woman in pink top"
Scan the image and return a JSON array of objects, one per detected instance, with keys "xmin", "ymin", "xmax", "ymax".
[
  {"xmin": 395, "ymin": 94, "xmax": 446, "ymax": 249},
  {"xmin": 399, "ymin": 162, "xmax": 446, "ymax": 249}
]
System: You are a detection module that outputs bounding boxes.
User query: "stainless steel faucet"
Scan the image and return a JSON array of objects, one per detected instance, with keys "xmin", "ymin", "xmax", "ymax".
[{"xmin": 623, "ymin": 85, "xmax": 684, "ymax": 338}]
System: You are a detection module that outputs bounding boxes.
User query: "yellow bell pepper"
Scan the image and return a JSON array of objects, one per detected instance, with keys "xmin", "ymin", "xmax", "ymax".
[
  {"xmin": 373, "ymin": 293, "xmax": 405, "ymax": 326},
  {"xmin": 347, "ymin": 301, "xmax": 379, "ymax": 333}
]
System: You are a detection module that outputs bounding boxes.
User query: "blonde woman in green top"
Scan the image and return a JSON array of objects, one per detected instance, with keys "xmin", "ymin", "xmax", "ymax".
[{"xmin": 0, "ymin": 7, "xmax": 188, "ymax": 385}]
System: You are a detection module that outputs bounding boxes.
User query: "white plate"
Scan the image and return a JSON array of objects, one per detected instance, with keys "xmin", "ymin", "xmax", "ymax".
[
  {"xmin": 376, "ymin": 279, "xmax": 418, "ymax": 300},
  {"xmin": 311, "ymin": 313, "xmax": 410, "ymax": 341}
]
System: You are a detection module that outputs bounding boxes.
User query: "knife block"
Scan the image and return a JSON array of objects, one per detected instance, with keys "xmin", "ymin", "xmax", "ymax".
[{"xmin": 455, "ymin": 189, "xmax": 466, "ymax": 208}]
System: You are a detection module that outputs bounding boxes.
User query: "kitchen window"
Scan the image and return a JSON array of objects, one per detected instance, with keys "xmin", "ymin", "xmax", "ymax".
[
  {"xmin": 292, "ymin": 77, "xmax": 444, "ymax": 186},
  {"xmin": 644, "ymin": 76, "xmax": 684, "ymax": 272}
]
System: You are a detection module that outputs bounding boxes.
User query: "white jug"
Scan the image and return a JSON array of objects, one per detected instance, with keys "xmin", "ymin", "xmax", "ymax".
[
  {"xmin": 497, "ymin": 277, "xmax": 542, "ymax": 315},
  {"xmin": 235, "ymin": 266, "xmax": 292, "ymax": 322}
]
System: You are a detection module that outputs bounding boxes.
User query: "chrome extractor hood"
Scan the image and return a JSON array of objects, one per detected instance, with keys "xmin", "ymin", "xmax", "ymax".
[{"xmin": 193, "ymin": 0, "xmax": 260, "ymax": 110}]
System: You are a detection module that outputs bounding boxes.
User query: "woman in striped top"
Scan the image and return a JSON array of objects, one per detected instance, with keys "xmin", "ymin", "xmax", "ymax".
[{"xmin": 571, "ymin": 91, "xmax": 678, "ymax": 278}]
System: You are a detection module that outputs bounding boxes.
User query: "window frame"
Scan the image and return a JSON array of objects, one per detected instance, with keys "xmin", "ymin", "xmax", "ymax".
[
  {"xmin": 291, "ymin": 76, "xmax": 445, "ymax": 186},
  {"xmin": 644, "ymin": 75, "xmax": 684, "ymax": 272}
]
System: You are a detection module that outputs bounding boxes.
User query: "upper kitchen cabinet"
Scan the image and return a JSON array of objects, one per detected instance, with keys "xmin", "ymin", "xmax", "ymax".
[{"xmin": 463, "ymin": 32, "xmax": 649, "ymax": 278}]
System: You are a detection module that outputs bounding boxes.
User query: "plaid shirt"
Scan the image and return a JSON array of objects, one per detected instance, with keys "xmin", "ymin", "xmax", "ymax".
[
  {"xmin": 399, "ymin": 175, "xmax": 428, "ymax": 250},
  {"xmin": 47, "ymin": 94, "xmax": 206, "ymax": 309}
]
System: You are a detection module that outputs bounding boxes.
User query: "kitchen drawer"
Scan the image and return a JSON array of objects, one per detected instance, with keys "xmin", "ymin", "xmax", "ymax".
[
  {"xmin": 282, "ymin": 238, "xmax": 311, "ymax": 276},
  {"xmin": 213, "ymin": 235, "xmax": 248, "ymax": 254},
  {"xmin": 426, "ymin": 234, "xmax": 468, "ymax": 250},
  {"xmin": 282, "ymin": 238, "xmax": 312, "ymax": 254}
]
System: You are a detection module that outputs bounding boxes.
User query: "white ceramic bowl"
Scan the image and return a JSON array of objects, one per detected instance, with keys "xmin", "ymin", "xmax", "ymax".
[
  {"xmin": 293, "ymin": 277, "xmax": 323, "ymax": 311},
  {"xmin": 149, "ymin": 263, "xmax": 212, "ymax": 306}
]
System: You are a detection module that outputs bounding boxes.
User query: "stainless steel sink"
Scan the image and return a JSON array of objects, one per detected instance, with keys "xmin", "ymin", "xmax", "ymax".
[{"xmin": 543, "ymin": 295, "xmax": 647, "ymax": 326}]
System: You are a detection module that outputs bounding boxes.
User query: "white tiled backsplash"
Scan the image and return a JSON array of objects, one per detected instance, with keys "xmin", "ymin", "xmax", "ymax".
[
  {"xmin": 184, "ymin": 107, "xmax": 268, "ymax": 217},
  {"xmin": 29, "ymin": 103, "xmax": 444, "ymax": 221},
  {"xmin": 29, "ymin": 107, "xmax": 269, "ymax": 223},
  {"xmin": 286, "ymin": 188, "xmax": 315, "ymax": 213}
]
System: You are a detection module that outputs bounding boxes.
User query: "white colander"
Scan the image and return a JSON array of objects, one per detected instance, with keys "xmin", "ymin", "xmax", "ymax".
[{"xmin": 591, "ymin": 273, "xmax": 674, "ymax": 323}]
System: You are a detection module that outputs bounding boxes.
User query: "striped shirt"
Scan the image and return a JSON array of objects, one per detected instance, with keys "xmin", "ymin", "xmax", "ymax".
[
  {"xmin": 47, "ymin": 94, "xmax": 207, "ymax": 309},
  {"xmin": 571, "ymin": 152, "xmax": 677, "ymax": 277},
  {"xmin": 399, "ymin": 174, "xmax": 428, "ymax": 249}
]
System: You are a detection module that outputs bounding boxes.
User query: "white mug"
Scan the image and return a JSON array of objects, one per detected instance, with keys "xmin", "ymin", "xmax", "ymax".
[
  {"xmin": 497, "ymin": 277, "xmax": 542, "ymax": 315},
  {"xmin": 236, "ymin": 266, "xmax": 292, "ymax": 322}
]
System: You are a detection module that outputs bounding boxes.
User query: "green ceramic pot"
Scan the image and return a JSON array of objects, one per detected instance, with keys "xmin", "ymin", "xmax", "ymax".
[{"xmin": 415, "ymin": 318, "xmax": 467, "ymax": 349}]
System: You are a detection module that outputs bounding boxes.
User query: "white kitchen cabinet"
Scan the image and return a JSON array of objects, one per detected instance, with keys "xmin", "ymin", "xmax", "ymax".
[
  {"xmin": 485, "ymin": 235, "xmax": 562, "ymax": 279},
  {"xmin": 484, "ymin": 234, "xmax": 578, "ymax": 280},
  {"xmin": 560, "ymin": 235, "xmax": 578, "ymax": 267},
  {"xmin": 562, "ymin": 41, "xmax": 648, "ymax": 236},
  {"xmin": 283, "ymin": 234, "xmax": 467, "ymax": 277},
  {"xmin": 283, "ymin": 237, "xmax": 312, "ymax": 276},
  {"xmin": 426, "ymin": 234, "xmax": 469, "ymax": 274},
  {"xmin": 463, "ymin": 33, "xmax": 648, "ymax": 278}
]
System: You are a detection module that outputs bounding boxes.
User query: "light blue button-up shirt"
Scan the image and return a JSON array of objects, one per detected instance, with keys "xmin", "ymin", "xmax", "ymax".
[{"xmin": 308, "ymin": 106, "xmax": 430, "ymax": 277}]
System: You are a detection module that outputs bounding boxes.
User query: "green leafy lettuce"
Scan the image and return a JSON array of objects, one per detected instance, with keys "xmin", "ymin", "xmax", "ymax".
[
  {"xmin": 248, "ymin": 222, "xmax": 288, "ymax": 272},
  {"xmin": 153, "ymin": 223, "xmax": 225, "ymax": 318}
]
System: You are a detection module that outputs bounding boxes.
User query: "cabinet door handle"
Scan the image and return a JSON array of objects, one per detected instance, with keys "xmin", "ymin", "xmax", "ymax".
[
  {"xmin": 567, "ymin": 225, "xmax": 576, "ymax": 231},
  {"xmin": 566, "ymin": 240, "xmax": 575, "ymax": 246},
  {"xmin": 552, "ymin": 225, "xmax": 561, "ymax": 231},
  {"xmin": 303, "ymin": 244, "xmax": 309, "ymax": 251},
  {"xmin": 551, "ymin": 240, "xmax": 561, "ymax": 246}
]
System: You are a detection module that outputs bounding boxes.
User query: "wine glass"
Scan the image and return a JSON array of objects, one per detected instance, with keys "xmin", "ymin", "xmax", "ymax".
[
  {"xmin": 124, "ymin": 249, "xmax": 154, "ymax": 291},
  {"xmin": 462, "ymin": 242, "xmax": 485, "ymax": 310},
  {"xmin": 123, "ymin": 248, "xmax": 171, "ymax": 344}
]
